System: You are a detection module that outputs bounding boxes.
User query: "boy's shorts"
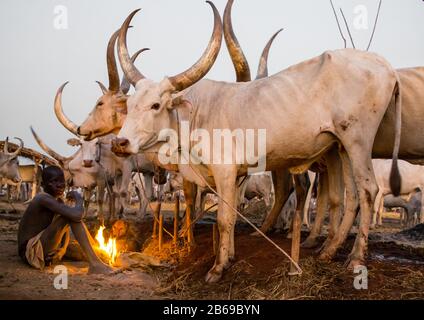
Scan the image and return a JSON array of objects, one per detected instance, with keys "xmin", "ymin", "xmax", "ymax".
[
  {"xmin": 24, "ymin": 216, "xmax": 68, "ymax": 270},
  {"xmin": 25, "ymin": 230, "xmax": 46, "ymax": 270}
]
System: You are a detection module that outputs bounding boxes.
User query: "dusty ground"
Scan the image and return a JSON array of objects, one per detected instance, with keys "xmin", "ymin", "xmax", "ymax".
[{"xmin": 0, "ymin": 198, "xmax": 423, "ymax": 300}]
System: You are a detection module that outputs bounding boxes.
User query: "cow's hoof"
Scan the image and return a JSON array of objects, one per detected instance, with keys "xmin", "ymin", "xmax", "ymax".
[
  {"xmin": 301, "ymin": 237, "xmax": 319, "ymax": 249},
  {"xmin": 346, "ymin": 257, "xmax": 365, "ymax": 270},
  {"xmin": 205, "ymin": 268, "xmax": 223, "ymax": 283},
  {"xmin": 250, "ymin": 231, "xmax": 261, "ymax": 237},
  {"xmin": 317, "ymin": 251, "xmax": 333, "ymax": 263}
]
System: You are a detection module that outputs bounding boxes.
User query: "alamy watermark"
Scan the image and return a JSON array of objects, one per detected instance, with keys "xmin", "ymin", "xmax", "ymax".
[
  {"xmin": 53, "ymin": 265, "xmax": 68, "ymax": 290},
  {"xmin": 53, "ymin": 5, "xmax": 68, "ymax": 30},
  {"xmin": 353, "ymin": 5, "xmax": 369, "ymax": 30},
  {"xmin": 353, "ymin": 265, "xmax": 368, "ymax": 290},
  {"xmin": 156, "ymin": 121, "xmax": 267, "ymax": 174}
]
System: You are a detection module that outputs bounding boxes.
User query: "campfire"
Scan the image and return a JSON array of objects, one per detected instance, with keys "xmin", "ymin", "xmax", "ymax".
[{"xmin": 95, "ymin": 225, "xmax": 119, "ymax": 265}]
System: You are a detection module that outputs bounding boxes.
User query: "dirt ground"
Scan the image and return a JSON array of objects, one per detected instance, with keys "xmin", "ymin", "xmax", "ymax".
[{"xmin": 0, "ymin": 198, "xmax": 423, "ymax": 300}]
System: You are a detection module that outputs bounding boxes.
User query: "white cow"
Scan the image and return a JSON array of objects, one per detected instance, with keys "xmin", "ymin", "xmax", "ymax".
[
  {"xmin": 113, "ymin": 4, "xmax": 402, "ymax": 282},
  {"xmin": 372, "ymin": 159, "xmax": 424, "ymax": 227}
]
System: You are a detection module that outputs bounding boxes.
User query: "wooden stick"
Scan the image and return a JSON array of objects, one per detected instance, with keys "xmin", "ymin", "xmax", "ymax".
[
  {"xmin": 152, "ymin": 202, "xmax": 160, "ymax": 239},
  {"xmin": 159, "ymin": 213, "xmax": 164, "ymax": 251},
  {"xmin": 173, "ymin": 194, "xmax": 180, "ymax": 245},
  {"xmin": 289, "ymin": 209, "xmax": 302, "ymax": 275},
  {"xmin": 185, "ymin": 203, "xmax": 196, "ymax": 252}
]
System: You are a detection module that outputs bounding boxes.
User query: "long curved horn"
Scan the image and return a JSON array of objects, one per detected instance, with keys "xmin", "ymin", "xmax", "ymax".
[
  {"xmin": 9, "ymin": 137, "xmax": 23, "ymax": 157},
  {"xmin": 168, "ymin": 1, "xmax": 223, "ymax": 92},
  {"xmin": 120, "ymin": 48, "xmax": 150, "ymax": 94},
  {"xmin": 96, "ymin": 81, "xmax": 108, "ymax": 94},
  {"xmin": 106, "ymin": 30, "xmax": 121, "ymax": 93},
  {"xmin": 54, "ymin": 82, "xmax": 79, "ymax": 136},
  {"xmin": 256, "ymin": 28, "xmax": 283, "ymax": 80},
  {"xmin": 30, "ymin": 127, "xmax": 68, "ymax": 164},
  {"xmin": 3, "ymin": 137, "xmax": 8, "ymax": 153},
  {"xmin": 223, "ymin": 0, "xmax": 251, "ymax": 82},
  {"xmin": 117, "ymin": 9, "xmax": 146, "ymax": 87}
]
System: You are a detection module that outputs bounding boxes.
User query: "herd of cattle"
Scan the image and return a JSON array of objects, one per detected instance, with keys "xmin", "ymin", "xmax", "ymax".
[{"xmin": 1, "ymin": 0, "xmax": 424, "ymax": 282}]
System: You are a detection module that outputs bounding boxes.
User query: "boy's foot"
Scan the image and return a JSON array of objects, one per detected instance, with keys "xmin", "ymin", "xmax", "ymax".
[{"xmin": 88, "ymin": 263, "xmax": 115, "ymax": 275}]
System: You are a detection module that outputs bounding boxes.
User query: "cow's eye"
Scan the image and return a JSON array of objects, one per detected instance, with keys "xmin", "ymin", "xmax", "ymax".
[
  {"xmin": 97, "ymin": 102, "xmax": 104, "ymax": 107},
  {"xmin": 151, "ymin": 103, "xmax": 160, "ymax": 110}
]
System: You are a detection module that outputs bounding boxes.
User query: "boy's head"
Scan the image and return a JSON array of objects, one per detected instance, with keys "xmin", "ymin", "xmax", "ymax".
[{"xmin": 41, "ymin": 166, "xmax": 65, "ymax": 197}]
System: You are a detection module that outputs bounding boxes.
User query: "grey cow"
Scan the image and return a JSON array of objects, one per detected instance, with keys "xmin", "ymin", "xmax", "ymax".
[{"xmin": 0, "ymin": 138, "xmax": 23, "ymax": 186}]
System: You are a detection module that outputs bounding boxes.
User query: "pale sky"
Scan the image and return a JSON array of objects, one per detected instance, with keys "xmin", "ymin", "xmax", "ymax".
[{"xmin": 1, "ymin": 0, "xmax": 424, "ymax": 161}]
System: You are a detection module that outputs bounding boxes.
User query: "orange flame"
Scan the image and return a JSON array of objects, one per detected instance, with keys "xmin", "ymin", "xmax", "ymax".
[{"xmin": 95, "ymin": 226, "xmax": 119, "ymax": 265}]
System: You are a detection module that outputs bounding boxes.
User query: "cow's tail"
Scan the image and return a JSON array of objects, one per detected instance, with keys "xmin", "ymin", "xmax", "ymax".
[{"xmin": 389, "ymin": 74, "xmax": 402, "ymax": 197}]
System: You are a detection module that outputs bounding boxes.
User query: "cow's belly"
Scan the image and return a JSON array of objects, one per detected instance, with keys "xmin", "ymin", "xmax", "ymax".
[{"xmin": 265, "ymin": 131, "xmax": 336, "ymax": 172}]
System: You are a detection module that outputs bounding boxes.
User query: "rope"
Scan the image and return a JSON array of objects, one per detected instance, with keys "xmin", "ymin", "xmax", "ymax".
[{"xmin": 172, "ymin": 109, "xmax": 303, "ymax": 274}]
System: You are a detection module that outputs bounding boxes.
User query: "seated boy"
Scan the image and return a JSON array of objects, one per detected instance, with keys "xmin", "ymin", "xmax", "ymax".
[{"xmin": 17, "ymin": 166, "xmax": 112, "ymax": 274}]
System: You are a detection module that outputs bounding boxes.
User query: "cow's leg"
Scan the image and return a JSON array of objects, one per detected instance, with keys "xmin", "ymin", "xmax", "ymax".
[
  {"xmin": 315, "ymin": 150, "xmax": 344, "ymax": 251},
  {"xmin": 115, "ymin": 174, "xmax": 128, "ymax": 219},
  {"xmin": 302, "ymin": 172, "xmax": 316, "ymax": 229},
  {"xmin": 135, "ymin": 173, "xmax": 150, "ymax": 216},
  {"xmin": 206, "ymin": 167, "xmax": 237, "ymax": 283},
  {"xmin": 405, "ymin": 205, "xmax": 412, "ymax": 227},
  {"xmin": 343, "ymin": 148, "xmax": 378, "ymax": 268},
  {"xmin": 96, "ymin": 185, "xmax": 105, "ymax": 225},
  {"xmin": 302, "ymin": 173, "xmax": 328, "ymax": 248},
  {"xmin": 290, "ymin": 174, "xmax": 309, "ymax": 274},
  {"xmin": 256, "ymin": 169, "xmax": 291, "ymax": 235},
  {"xmin": 120, "ymin": 166, "xmax": 133, "ymax": 216},
  {"xmin": 107, "ymin": 186, "xmax": 116, "ymax": 225},
  {"xmin": 137, "ymin": 186, "xmax": 148, "ymax": 218},
  {"xmin": 144, "ymin": 174, "xmax": 154, "ymax": 201},
  {"xmin": 319, "ymin": 149, "xmax": 359, "ymax": 261},
  {"xmin": 371, "ymin": 189, "xmax": 384, "ymax": 229},
  {"xmin": 182, "ymin": 179, "xmax": 196, "ymax": 246},
  {"xmin": 237, "ymin": 177, "xmax": 249, "ymax": 212},
  {"xmin": 197, "ymin": 190, "xmax": 208, "ymax": 219},
  {"xmin": 377, "ymin": 196, "xmax": 384, "ymax": 226},
  {"xmin": 83, "ymin": 188, "xmax": 91, "ymax": 218}
]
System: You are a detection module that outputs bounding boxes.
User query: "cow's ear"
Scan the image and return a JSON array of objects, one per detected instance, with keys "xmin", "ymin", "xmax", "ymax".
[
  {"xmin": 170, "ymin": 96, "xmax": 192, "ymax": 112},
  {"xmin": 67, "ymin": 138, "xmax": 81, "ymax": 147}
]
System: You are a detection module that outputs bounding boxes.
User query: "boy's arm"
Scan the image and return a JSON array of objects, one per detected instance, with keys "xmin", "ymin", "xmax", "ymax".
[{"xmin": 39, "ymin": 192, "xmax": 84, "ymax": 222}]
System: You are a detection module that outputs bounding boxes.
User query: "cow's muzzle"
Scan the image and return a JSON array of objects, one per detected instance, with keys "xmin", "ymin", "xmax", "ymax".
[
  {"xmin": 83, "ymin": 160, "xmax": 94, "ymax": 168},
  {"xmin": 111, "ymin": 138, "xmax": 131, "ymax": 157}
]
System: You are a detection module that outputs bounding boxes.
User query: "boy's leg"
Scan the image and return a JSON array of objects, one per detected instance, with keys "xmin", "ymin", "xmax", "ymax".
[
  {"xmin": 68, "ymin": 219, "xmax": 113, "ymax": 274},
  {"xmin": 40, "ymin": 216, "xmax": 112, "ymax": 274},
  {"xmin": 39, "ymin": 216, "xmax": 70, "ymax": 258}
]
